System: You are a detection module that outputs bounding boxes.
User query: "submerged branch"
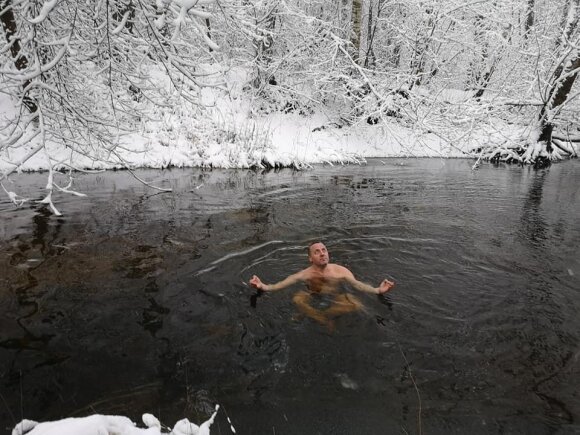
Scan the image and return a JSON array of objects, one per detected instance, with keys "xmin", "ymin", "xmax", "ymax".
[
  {"xmin": 110, "ymin": 149, "xmax": 172, "ymax": 192},
  {"xmin": 398, "ymin": 343, "xmax": 423, "ymax": 435}
]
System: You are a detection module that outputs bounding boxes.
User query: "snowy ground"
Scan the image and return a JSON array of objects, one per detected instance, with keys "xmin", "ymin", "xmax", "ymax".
[
  {"xmin": 11, "ymin": 407, "xmax": 224, "ymax": 435},
  {"xmin": 0, "ymin": 97, "xmax": 465, "ymax": 174},
  {"xmin": 0, "ymin": 65, "xmax": 491, "ymax": 175}
]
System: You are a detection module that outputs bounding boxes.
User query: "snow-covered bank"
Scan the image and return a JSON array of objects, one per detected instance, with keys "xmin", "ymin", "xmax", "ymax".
[
  {"xmin": 0, "ymin": 63, "xmax": 575, "ymax": 176},
  {"xmin": 12, "ymin": 407, "xmax": 226, "ymax": 435},
  {"xmin": 1, "ymin": 0, "xmax": 578, "ymax": 178},
  {"xmin": 0, "ymin": 91, "xmax": 522, "ymax": 174},
  {"xmin": 0, "ymin": 64, "xmax": 531, "ymax": 175},
  {"xmin": 0, "ymin": 115, "xmax": 463, "ymax": 173}
]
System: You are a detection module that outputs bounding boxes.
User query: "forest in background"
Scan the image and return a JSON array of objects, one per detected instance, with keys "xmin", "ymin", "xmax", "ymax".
[{"xmin": 1, "ymin": 0, "xmax": 579, "ymax": 211}]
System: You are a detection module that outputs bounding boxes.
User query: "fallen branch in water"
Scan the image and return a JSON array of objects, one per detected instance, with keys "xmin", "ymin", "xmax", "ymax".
[
  {"xmin": 110, "ymin": 149, "xmax": 173, "ymax": 193},
  {"xmin": 398, "ymin": 342, "xmax": 423, "ymax": 435}
]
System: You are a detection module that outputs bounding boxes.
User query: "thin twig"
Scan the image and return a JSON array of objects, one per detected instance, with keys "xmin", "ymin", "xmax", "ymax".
[
  {"xmin": 398, "ymin": 343, "xmax": 422, "ymax": 435},
  {"xmin": 19, "ymin": 370, "xmax": 24, "ymax": 425},
  {"xmin": 0, "ymin": 388, "xmax": 16, "ymax": 428},
  {"xmin": 110, "ymin": 149, "xmax": 172, "ymax": 192}
]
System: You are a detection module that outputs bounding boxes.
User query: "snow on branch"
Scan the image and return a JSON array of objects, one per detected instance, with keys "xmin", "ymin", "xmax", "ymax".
[
  {"xmin": 1, "ymin": 181, "xmax": 30, "ymax": 206},
  {"xmin": 0, "ymin": 131, "xmax": 42, "ymax": 182},
  {"xmin": 1, "ymin": 36, "xmax": 71, "ymax": 81},
  {"xmin": 173, "ymin": 0, "xmax": 215, "ymax": 9},
  {"xmin": 28, "ymin": 0, "xmax": 59, "ymax": 24},
  {"xmin": 111, "ymin": 10, "xmax": 131, "ymax": 35}
]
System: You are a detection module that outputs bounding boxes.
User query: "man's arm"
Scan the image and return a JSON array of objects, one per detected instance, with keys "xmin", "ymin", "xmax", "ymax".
[
  {"xmin": 343, "ymin": 269, "xmax": 395, "ymax": 295},
  {"xmin": 250, "ymin": 271, "xmax": 304, "ymax": 292}
]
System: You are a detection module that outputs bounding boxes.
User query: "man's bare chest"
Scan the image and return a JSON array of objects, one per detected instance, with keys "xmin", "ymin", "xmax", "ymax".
[{"xmin": 306, "ymin": 275, "xmax": 343, "ymax": 293}]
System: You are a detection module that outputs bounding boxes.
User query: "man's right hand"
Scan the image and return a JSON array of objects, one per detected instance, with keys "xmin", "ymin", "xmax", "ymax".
[{"xmin": 250, "ymin": 275, "xmax": 264, "ymax": 291}]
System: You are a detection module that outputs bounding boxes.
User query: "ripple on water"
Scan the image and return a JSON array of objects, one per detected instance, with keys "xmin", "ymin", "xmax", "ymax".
[{"xmin": 1, "ymin": 160, "xmax": 580, "ymax": 433}]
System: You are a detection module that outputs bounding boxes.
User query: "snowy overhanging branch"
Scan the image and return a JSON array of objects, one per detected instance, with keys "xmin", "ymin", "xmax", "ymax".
[{"xmin": 0, "ymin": 0, "xmax": 229, "ymax": 213}]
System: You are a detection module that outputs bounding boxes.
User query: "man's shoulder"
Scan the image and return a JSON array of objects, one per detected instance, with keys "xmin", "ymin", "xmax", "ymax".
[
  {"xmin": 328, "ymin": 263, "xmax": 352, "ymax": 276},
  {"xmin": 296, "ymin": 267, "xmax": 314, "ymax": 278}
]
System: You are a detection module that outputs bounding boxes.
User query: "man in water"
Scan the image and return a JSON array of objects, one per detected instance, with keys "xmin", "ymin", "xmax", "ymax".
[{"xmin": 249, "ymin": 242, "xmax": 395, "ymax": 329}]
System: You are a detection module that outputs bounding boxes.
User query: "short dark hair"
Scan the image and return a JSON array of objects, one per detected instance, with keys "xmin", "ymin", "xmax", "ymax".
[{"xmin": 307, "ymin": 241, "xmax": 323, "ymax": 256}]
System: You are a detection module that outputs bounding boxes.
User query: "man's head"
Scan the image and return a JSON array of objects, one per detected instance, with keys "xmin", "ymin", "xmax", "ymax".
[{"xmin": 308, "ymin": 242, "xmax": 329, "ymax": 267}]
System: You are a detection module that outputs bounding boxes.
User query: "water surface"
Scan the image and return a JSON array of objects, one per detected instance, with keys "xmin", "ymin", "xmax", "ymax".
[{"xmin": 1, "ymin": 159, "xmax": 579, "ymax": 434}]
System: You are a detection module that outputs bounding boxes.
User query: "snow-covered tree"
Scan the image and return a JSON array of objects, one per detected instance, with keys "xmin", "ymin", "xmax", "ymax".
[
  {"xmin": 536, "ymin": 0, "xmax": 580, "ymax": 162},
  {"xmin": 0, "ymin": 0, "xmax": 222, "ymax": 212},
  {"xmin": 2, "ymin": 0, "xmax": 579, "ymax": 214}
]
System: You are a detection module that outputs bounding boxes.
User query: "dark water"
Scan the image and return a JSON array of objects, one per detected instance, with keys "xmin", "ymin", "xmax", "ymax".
[{"xmin": 1, "ymin": 159, "xmax": 579, "ymax": 435}]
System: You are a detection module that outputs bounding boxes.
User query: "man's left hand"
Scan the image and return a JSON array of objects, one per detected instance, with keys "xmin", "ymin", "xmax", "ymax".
[{"xmin": 378, "ymin": 279, "xmax": 395, "ymax": 294}]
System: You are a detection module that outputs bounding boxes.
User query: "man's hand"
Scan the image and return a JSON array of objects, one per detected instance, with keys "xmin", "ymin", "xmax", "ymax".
[
  {"xmin": 250, "ymin": 275, "xmax": 265, "ymax": 291},
  {"xmin": 377, "ymin": 279, "xmax": 395, "ymax": 294}
]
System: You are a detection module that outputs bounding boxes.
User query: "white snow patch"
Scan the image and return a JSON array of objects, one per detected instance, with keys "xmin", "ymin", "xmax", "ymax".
[{"xmin": 12, "ymin": 406, "xmax": 220, "ymax": 435}]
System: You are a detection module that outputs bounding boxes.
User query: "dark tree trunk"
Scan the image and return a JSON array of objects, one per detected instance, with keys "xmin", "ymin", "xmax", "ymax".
[
  {"xmin": 469, "ymin": 14, "xmax": 497, "ymax": 100},
  {"xmin": 550, "ymin": 56, "xmax": 580, "ymax": 108},
  {"xmin": 0, "ymin": 0, "xmax": 37, "ymax": 113},
  {"xmin": 363, "ymin": 0, "xmax": 375, "ymax": 68},
  {"xmin": 537, "ymin": 0, "xmax": 579, "ymax": 151},
  {"xmin": 539, "ymin": 55, "xmax": 580, "ymax": 150},
  {"xmin": 253, "ymin": 9, "xmax": 277, "ymax": 88},
  {"xmin": 524, "ymin": 0, "xmax": 535, "ymax": 38},
  {"xmin": 350, "ymin": 0, "xmax": 362, "ymax": 63},
  {"xmin": 473, "ymin": 65, "xmax": 495, "ymax": 100},
  {"xmin": 409, "ymin": 6, "xmax": 435, "ymax": 88},
  {"xmin": 205, "ymin": 18, "xmax": 212, "ymax": 52}
]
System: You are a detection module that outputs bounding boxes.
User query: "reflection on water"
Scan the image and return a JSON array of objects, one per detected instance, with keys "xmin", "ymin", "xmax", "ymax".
[{"xmin": 1, "ymin": 159, "xmax": 580, "ymax": 434}]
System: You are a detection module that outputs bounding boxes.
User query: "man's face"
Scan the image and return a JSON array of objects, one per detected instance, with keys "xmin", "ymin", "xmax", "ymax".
[{"xmin": 309, "ymin": 243, "xmax": 329, "ymax": 267}]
